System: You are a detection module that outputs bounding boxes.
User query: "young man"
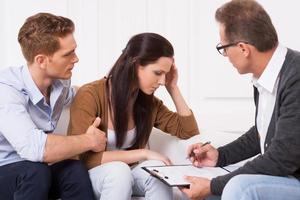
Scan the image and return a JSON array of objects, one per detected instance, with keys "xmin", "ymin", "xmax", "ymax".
[
  {"xmin": 0, "ymin": 13, "xmax": 106, "ymax": 200},
  {"xmin": 182, "ymin": 0, "xmax": 300, "ymax": 200}
]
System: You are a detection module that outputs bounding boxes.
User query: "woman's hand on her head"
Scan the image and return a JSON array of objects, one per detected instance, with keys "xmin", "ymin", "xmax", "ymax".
[
  {"xmin": 165, "ymin": 63, "xmax": 178, "ymax": 92},
  {"xmin": 143, "ymin": 149, "xmax": 172, "ymax": 165}
]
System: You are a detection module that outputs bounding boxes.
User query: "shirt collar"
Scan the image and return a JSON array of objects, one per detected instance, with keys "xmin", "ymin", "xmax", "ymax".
[
  {"xmin": 22, "ymin": 65, "xmax": 64, "ymax": 105},
  {"xmin": 252, "ymin": 44, "xmax": 287, "ymax": 93},
  {"xmin": 22, "ymin": 65, "xmax": 44, "ymax": 105}
]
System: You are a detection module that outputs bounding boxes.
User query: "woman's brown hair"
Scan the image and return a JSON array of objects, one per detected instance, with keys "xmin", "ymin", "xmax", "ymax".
[{"xmin": 107, "ymin": 32, "xmax": 174, "ymax": 149}]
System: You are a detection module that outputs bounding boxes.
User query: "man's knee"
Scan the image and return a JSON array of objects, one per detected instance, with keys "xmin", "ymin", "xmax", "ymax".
[
  {"xmin": 51, "ymin": 159, "xmax": 94, "ymax": 199},
  {"xmin": 222, "ymin": 175, "xmax": 253, "ymax": 200},
  {"xmin": 23, "ymin": 161, "xmax": 51, "ymax": 186},
  {"xmin": 18, "ymin": 161, "xmax": 52, "ymax": 197},
  {"xmin": 0, "ymin": 161, "xmax": 51, "ymax": 199},
  {"xmin": 57, "ymin": 159, "xmax": 91, "ymax": 185},
  {"xmin": 224, "ymin": 175, "xmax": 251, "ymax": 190},
  {"xmin": 63, "ymin": 160, "xmax": 88, "ymax": 175}
]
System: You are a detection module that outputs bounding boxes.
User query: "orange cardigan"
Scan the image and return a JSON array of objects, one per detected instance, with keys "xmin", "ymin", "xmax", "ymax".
[{"xmin": 68, "ymin": 78, "xmax": 199, "ymax": 169}]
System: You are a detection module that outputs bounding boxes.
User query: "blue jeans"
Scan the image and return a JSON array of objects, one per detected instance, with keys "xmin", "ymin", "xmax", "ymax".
[
  {"xmin": 0, "ymin": 160, "xmax": 94, "ymax": 200},
  {"xmin": 222, "ymin": 174, "xmax": 300, "ymax": 200}
]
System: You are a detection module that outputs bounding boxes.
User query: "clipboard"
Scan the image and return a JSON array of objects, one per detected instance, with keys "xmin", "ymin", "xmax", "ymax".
[{"xmin": 142, "ymin": 164, "xmax": 232, "ymax": 187}]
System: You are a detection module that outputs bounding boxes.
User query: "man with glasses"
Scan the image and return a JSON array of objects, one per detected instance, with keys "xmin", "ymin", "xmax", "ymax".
[
  {"xmin": 181, "ymin": 0, "xmax": 300, "ymax": 200},
  {"xmin": 216, "ymin": 41, "xmax": 250, "ymax": 56}
]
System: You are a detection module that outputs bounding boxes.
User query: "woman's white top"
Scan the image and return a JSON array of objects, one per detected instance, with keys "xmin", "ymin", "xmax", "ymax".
[{"xmin": 106, "ymin": 127, "xmax": 136, "ymax": 150}]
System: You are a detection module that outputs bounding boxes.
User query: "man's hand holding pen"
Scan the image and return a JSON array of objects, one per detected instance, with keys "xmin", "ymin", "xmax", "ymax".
[{"xmin": 186, "ymin": 141, "xmax": 219, "ymax": 167}]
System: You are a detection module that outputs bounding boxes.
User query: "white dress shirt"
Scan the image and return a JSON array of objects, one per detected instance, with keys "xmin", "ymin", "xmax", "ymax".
[{"xmin": 252, "ymin": 44, "xmax": 287, "ymax": 154}]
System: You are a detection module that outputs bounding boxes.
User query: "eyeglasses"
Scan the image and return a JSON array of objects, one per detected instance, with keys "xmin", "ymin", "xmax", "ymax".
[{"xmin": 216, "ymin": 41, "xmax": 249, "ymax": 56}]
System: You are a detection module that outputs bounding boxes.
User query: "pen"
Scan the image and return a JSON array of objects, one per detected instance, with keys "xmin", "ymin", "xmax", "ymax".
[
  {"xmin": 201, "ymin": 141, "xmax": 211, "ymax": 147},
  {"xmin": 186, "ymin": 141, "xmax": 211, "ymax": 159}
]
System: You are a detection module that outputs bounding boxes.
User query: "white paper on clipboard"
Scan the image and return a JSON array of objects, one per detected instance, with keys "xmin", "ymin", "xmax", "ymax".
[{"xmin": 142, "ymin": 164, "xmax": 231, "ymax": 187}]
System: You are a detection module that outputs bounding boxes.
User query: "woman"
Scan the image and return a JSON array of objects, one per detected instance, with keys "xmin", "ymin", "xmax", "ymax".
[{"xmin": 68, "ymin": 33, "xmax": 199, "ymax": 200}]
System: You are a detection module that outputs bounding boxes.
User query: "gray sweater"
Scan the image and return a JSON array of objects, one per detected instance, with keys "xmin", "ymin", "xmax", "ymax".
[{"xmin": 211, "ymin": 49, "xmax": 300, "ymax": 195}]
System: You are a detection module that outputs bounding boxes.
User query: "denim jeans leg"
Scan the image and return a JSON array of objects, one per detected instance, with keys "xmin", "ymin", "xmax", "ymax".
[{"xmin": 222, "ymin": 174, "xmax": 300, "ymax": 200}]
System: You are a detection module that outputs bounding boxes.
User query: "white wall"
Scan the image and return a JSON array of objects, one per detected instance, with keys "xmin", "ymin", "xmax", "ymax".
[{"xmin": 1, "ymin": 0, "xmax": 300, "ymax": 134}]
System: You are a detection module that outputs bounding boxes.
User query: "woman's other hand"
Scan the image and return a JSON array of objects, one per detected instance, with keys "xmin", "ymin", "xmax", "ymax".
[{"xmin": 143, "ymin": 149, "xmax": 172, "ymax": 165}]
